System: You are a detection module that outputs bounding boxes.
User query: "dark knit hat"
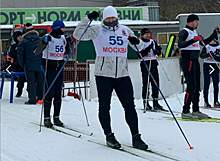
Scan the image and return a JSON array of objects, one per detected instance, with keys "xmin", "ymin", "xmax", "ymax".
[
  {"xmin": 52, "ymin": 20, "xmax": 65, "ymax": 31},
  {"xmin": 13, "ymin": 31, "xmax": 22, "ymax": 43},
  {"xmin": 187, "ymin": 14, "xmax": 199, "ymax": 23},
  {"xmin": 141, "ymin": 28, "xmax": 150, "ymax": 36},
  {"xmin": 26, "ymin": 22, "xmax": 34, "ymax": 31}
]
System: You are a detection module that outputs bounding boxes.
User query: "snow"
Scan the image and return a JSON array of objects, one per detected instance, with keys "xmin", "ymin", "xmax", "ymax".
[{"xmin": 1, "ymin": 81, "xmax": 220, "ymax": 161}]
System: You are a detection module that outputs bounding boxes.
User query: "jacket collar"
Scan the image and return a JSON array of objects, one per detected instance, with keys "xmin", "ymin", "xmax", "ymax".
[
  {"xmin": 22, "ymin": 30, "xmax": 39, "ymax": 38},
  {"xmin": 101, "ymin": 22, "xmax": 119, "ymax": 31},
  {"xmin": 185, "ymin": 25, "xmax": 194, "ymax": 31}
]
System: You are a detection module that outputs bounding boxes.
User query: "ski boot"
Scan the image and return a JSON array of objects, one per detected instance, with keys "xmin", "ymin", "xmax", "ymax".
[
  {"xmin": 132, "ymin": 134, "xmax": 148, "ymax": 150},
  {"xmin": 44, "ymin": 117, "xmax": 53, "ymax": 128},
  {"xmin": 192, "ymin": 111, "xmax": 209, "ymax": 119},
  {"xmin": 106, "ymin": 133, "xmax": 121, "ymax": 149},
  {"xmin": 153, "ymin": 100, "xmax": 164, "ymax": 111},
  {"xmin": 181, "ymin": 112, "xmax": 199, "ymax": 119},
  {"xmin": 53, "ymin": 116, "xmax": 64, "ymax": 127},
  {"xmin": 204, "ymin": 102, "xmax": 211, "ymax": 108},
  {"xmin": 214, "ymin": 101, "xmax": 220, "ymax": 108},
  {"xmin": 143, "ymin": 100, "xmax": 153, "ymax": 111}
]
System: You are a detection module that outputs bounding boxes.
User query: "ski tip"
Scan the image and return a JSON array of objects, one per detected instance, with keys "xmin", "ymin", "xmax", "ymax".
[
  {"xmin": 190, "ymin": 146, "xmax": 193, "ymax": 150},
  {"xmin": 38, "ymin": 100, "xmax": 43, "ymax": 105}
]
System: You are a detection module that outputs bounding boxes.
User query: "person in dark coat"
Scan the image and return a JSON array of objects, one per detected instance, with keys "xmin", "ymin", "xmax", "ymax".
[
  {"xmin": 17, "ymin": 23, "xmax": 43, "ymax": 104},
  {"xmin": 9, "ymin": 31, "xmax": 26, "ymax": 97}
]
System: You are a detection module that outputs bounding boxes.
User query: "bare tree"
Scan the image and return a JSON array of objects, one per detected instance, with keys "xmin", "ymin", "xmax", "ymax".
[{"xmin": 117, "ymin": 0, "xmax": 220, "ymax": 20}]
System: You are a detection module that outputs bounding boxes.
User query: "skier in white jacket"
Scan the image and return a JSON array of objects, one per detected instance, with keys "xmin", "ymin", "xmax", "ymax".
[{"xmin": 73, "ymin": 6, "xmax": 148, "ymax": 150}]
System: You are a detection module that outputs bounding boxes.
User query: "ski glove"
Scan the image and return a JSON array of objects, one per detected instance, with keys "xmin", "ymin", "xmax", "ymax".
[
  {"xmin": 194, "ymin": 35, "xmax": 203, "ymax": 41},
  {"xmin": 139, "ymin": 42, "xmax": 154, "ymax": 57},
  {"xmin": 210, "ymin": 51, "xmax": 215, "ymax": 57},
  {"xmin": 45, "ymin": 34, "xmax": 52, "ymax": 43},
  {"xmin": 66, "ymin": 36, "xmax": 73, "ymax": 43},
  {"xmin": 128, "ymin": 37, "xmax": 140, "ymax": 45},
  {"xmin": 88, "ymin": 11, "xmax": 99, "ymax": 20}
]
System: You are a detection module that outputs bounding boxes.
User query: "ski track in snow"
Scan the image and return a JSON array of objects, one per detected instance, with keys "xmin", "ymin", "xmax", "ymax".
[{"xmin": 1, "ymin": 81, "xmax": 220, "ymax": 161}]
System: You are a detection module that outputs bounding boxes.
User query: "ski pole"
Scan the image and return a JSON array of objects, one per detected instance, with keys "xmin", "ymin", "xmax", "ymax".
[
  {"xmin": 134, "ymin": 45, "xmax": 193, "ymax": 149},
  {"xmin": 39, "ymin": 43, "xmax": 49, "ymax": 132},
  {"xmin": 144, "ymin": 55, "xmax": 152, "ymax": 113},
  {"xmin": 156, "ymin": 58, "xmax": 183, "ymax": 107},
  {"xmin": 38, "ymin": 19, "xmax": 93, "ymax": 105},
  {"xmin": 71, "ymin": 51, "xmax": 89, "ymax": 126}
]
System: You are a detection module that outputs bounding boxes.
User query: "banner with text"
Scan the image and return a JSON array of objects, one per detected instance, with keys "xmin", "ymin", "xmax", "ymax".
[{"xmin": 0, "ymin": 7, "xmax": 143, "ymax": 25}]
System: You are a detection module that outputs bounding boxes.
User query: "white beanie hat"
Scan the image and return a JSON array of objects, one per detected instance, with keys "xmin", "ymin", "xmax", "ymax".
[{"xmin": 103, "ymin": 6, "xmax": 118, "ymax": 20}]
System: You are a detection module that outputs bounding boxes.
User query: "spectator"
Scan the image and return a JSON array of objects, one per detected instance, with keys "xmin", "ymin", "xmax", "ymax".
[
  {"xmin": 17, "ymin": 23, "xmax": 43, "ymax": 104},
  {"xmin": 9, "ymin": 31, "xmax": 26, "ymax": 97}
]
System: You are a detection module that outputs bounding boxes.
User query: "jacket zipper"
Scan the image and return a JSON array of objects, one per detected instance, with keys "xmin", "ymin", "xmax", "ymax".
[
  {"xmin": 100, "ymin": 57, "xmax": 105, "ymax": 71},
  {"xmin": 113, "ymin": 27, "xmax": 118, "ymax": 78},
  {"xmin": 115, "ymin": 57, "xmax": 118, "ymax": 78}
]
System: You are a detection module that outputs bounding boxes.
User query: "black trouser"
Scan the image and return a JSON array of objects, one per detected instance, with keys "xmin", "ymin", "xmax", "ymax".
[
  {"xmin": 181, "ymin": 59, "xmax": 200, "ymax": 113},
  {"xmin": 96, "ymin": 76, "xmax": 138, "ymax": 136},
  {"xmin": 203, "ymin": 67, "xmax": 219, "ymax": 103},
  {"xmin": 140, "ymin": 61, "xmax": 159, "ymax": 100},
  {"xmin": 44, "ymin": 68, "xmax": 63, "ymax": 118},
  {"xmin": 16, "ymin": 76, "xmax": 26, "ymax": 94},
  {"xmin": 25, "ymin": 69, "xmax": 43, "ymax": 104}
]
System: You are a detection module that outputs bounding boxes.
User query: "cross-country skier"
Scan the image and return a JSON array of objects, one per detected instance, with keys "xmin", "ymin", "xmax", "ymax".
[
  {"xmin": 34, "ymin": 20, "xmax": 73, "ymax": 128},
  {"xmin": 139, "ymin": 28, "xmax": 163, "ymax": 111},
  {"xmin": 200, "ymin": 37, "xmax": 220, "ymax": 108},
  {"xmin": 178, "ymin": 14, "xmax": 218, "ymax": 119},
  {"xmin": 73, "ymin": 6, "xmax": 148, "ymax": 150}
]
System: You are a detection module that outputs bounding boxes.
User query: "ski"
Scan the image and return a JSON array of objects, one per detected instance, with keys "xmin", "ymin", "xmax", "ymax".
[
  {"xmin": 141, "ymin": 108, "xmax": 180, "ymax": 115},
  {"xmin": 88, "ymin": 139, "xmax": 180, "ymax": 161},
  {"xmin": 163, "ymin": 117, "xmax": 220, "ymax": 123},
  {"xmin": 87, "ymin": 139, "xmax": 147, "ymax": 159},
  {"xmin": 54, "ymin": 125, "xmax": 93, "ymax": 136},
  {"xmin": 122, "ymin": 144, "xmax": 180, "ymax": 161},
  {"xmin": 199, "ymin": 106, "xmax": 220, "ymax": 111},
  {"xmin": 30, "ymin": 122, "xmax": 81, "ymax": 138}
]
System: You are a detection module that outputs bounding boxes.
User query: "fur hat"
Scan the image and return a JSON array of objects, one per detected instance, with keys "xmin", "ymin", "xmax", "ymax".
[{"xmin": 103, "ymin": 6, "xmax": 118, "ymax": 20}]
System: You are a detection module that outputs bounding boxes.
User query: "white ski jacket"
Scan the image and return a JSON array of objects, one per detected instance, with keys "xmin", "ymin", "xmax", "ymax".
[{"xmin": 73, "ymin": 16, "xmax": 143, "ymax": 78}]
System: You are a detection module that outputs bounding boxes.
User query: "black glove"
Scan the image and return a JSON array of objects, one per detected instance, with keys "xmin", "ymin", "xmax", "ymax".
[
  {"xmin": 140, "ymin": 49, "xmax": 148, "ymax": 57},
  {"xmin": 210, "ymin": 51, "xmax": 215, "ymax": 57},
  {"xmin": 88, "ymin": 11, "xmax": 99, "ymax": 20},
  {"xmin": 153, "ymin": 49, "xmax": 160, "ymax": 56},
  {"xmin": 128, "ymin": 37, "xmax": 140, "ymax": 45},
  {"xmin": 44, "ymin": 34, "xmax": 52, "ymax": 43},
  {"xmin": 65, "ymin": 36, "xmax": 73, "ymax": 43}
]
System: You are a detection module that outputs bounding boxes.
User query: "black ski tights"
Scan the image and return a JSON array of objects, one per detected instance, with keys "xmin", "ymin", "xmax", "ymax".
[{"xmin": 96, "ymin": 76, "xmax": 139, "ymax": 136}]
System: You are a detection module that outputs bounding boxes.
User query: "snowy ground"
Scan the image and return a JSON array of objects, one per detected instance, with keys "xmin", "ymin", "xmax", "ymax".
[{"xmin": 1, "ymin": 81, "xmax": 220, "ymax": 161}]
